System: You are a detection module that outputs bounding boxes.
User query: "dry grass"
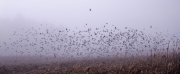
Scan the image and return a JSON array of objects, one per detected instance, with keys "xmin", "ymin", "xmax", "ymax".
[{"xmin": 0, "ymin": 51, "xmax": 180, "ymax": 74}]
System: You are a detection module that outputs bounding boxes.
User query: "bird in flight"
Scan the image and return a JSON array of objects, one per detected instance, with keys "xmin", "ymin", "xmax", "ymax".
[
  {"xmin": 150, "ymin": 26, "xmax": 152, "ymax": 28},
  {"xmin": 89, "ymin": 8, "xmax": 91, "ymax": 11}
]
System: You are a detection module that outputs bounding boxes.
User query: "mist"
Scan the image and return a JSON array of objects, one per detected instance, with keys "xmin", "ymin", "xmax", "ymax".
[{"xmin": 0, "ymin": 0, "xmax": 180, "ymax": 64}]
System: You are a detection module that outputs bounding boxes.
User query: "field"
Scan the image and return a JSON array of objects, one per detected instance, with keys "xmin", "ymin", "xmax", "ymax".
[{"xmin": 0, "ymin": 50, "xmax": 180, "ymax": 74}]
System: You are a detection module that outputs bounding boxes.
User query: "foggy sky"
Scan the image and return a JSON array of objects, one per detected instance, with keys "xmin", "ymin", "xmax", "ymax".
[{"xmin": 0, "ymin": 0, "xmax": 180, "ymax": 56}]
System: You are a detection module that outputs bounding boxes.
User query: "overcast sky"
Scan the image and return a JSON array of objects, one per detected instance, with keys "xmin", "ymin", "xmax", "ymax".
[{"xmin": 0, "ymin": 0, "xmax": 180, "ymax": 56}]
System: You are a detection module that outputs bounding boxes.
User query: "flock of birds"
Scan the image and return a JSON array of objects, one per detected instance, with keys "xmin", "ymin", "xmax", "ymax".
[{"xmin": 0, "ymin": 23, "xmax": 180, "ymax": 60}]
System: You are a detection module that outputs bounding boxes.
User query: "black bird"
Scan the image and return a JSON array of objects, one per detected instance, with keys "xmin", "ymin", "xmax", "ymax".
[
  {"xmin": 150, "ymin": 26, "xmax": 152, "ymax": 28},
  {"xmin": 89, "ymin": 8, "xmax": 91, "ymax": 11}
]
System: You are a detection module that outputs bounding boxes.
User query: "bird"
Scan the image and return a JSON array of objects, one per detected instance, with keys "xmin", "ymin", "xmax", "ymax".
[
  {"xmin": 89, "ymin": 8, "xmax": 91, "ymax": 11},
  {"xmin": 150, "ymin": 26, "xmax": 152, "ymax": 28}
]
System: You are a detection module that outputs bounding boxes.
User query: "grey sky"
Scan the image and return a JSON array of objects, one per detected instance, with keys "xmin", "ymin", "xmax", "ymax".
[{"xmin": 0, "ymin": 0, "xmax": 180, "ymax": 56}]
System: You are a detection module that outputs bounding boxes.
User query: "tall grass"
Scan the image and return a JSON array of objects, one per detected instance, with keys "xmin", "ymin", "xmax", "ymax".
[{"xmin": 0, "ymin": 47, "xmax": 180, "ymax": 74}]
